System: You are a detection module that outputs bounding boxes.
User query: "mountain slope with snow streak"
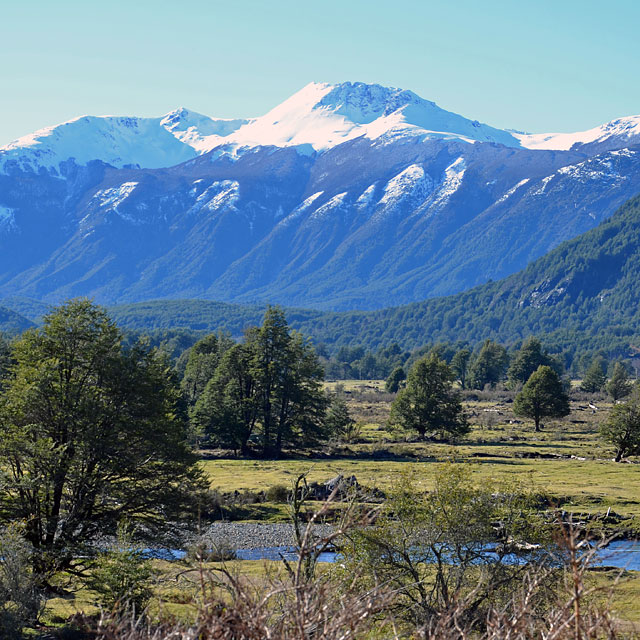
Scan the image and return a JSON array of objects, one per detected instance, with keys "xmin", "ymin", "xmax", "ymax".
[{"xmin": 0, "ymin": 81, "xmax": 639, "ymax": 309}]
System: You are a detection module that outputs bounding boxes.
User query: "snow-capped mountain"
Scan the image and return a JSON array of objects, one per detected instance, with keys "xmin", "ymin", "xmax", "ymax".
[
  {"xmin": 0, "ymin": 109, "xmax": 249, "ymax": 174},
  {"xmin": 220, "ymin": 82, "xmax": 522, "ymax": 150},
  {"xmin": 0, "ymin": 81, "xmax": 524, "ymax": 176},
  {"xmin": 0, "ymin": 81, "xmax": 639, "ymax": 309},
  {"xmin": 2, "ymin": 81, "xmax": 639, "ymax": 174},
  {"xmin": 515, "ymin": 115, "xmax": 640, "ymax": 153}
]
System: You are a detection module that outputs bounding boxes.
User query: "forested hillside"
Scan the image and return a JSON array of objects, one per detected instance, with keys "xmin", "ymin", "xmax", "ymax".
[
  {"xmin": 291, "ymin": 192, "xmax": 640, "ymax": 356},
  {"xmin": 4, "ymin": 194, "xmax": 640, "ymax": 360},
  {"xmin": 0, "ymin": 305, "xmax": 33, "ymax": 334}
]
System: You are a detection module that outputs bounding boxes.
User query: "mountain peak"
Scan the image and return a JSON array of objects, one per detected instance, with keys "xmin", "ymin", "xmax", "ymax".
[
  {"xmin": 226, "ymin": 80, "xmax": 519, "ymax": 150},
  {"xmin": 316, "ymin": 81, "xmax": 430, "ymax": 122}
]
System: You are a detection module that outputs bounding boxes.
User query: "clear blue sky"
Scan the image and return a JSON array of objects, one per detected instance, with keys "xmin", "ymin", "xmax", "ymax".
[{"xmin": 1, "ymin": 0, "xmax": 638, "ymax": 145}]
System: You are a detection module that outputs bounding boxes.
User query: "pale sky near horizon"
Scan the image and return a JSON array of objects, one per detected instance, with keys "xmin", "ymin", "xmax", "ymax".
[{"xmin": 1, "ymin": 0, "xmax": 638, "ymax": 146}]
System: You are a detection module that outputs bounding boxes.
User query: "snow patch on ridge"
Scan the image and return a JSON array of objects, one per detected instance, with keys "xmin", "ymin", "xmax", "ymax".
[
  {"xmin": 205, "ymin": 181, "xmax": 240, "ymax": 212},
  {"xmin": 496, "ymin": 178, "xmax": 530, "ymax": 204},
  {"xmin": 516, "ymin": 115, "xmax": 640, "ymax": 150},
  {"xmin": 380, "ymin": 165, "xmax": 430, "ymax": 206},
  {"xmin": 372, "ymin": 164, "xmax": 435, "ymax": 222},
  {"xmin": 276, "ymin": 191, "xmax": 325, "ymax": 227},
  {"xmin": 556, "ymin": 155, "xmax": 624, "ymax": 183},
  {"xmin": 297, "ymin": 191, "xmax": 324, "ymax": 211},
  {"xmin": 93, "ymin": 182, "xmax": 138, "ymax": 209},
  {"xmin": 531, "ymin": 175, "xmax": 555, "ymax": 196},
  {"xmin": 428, "ymin": 157, "xmax": 466, "ymax": 211},
  {"xmin": 310, "ymin": 192, "xmax": 349, "ymax": 220},
  {"xmin": 355, "ymin": 184, "xmax": 377, "ymax": 209},
  {"xmin": 187, "ymin": 181, "xmax": 240, "ymax": 216}
]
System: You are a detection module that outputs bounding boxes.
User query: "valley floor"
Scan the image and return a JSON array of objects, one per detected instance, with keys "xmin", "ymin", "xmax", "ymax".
[{"xmin": 37, "ymin": 381, "xmax": 640, "ymax": 636}]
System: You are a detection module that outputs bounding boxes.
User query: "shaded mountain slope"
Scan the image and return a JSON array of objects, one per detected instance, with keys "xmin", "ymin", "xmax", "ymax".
[{"xmin": 76, "ymin": 193, "xmax": 640, "ymax": 358}]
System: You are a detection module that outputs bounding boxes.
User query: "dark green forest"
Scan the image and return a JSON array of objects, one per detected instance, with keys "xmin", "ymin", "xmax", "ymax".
[{"xmin": 3, "ymin": 194, "xmax": 640, "ymax": 374}]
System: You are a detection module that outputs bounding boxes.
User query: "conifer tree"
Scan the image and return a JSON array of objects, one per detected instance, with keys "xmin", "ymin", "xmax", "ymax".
[
  {"xmin": 605, "ymin": 362, "xmax": 632, "ymax": 402},
  {"xmin": 581, "ymin": 357, "xmax": 607, "ymax": 393}
]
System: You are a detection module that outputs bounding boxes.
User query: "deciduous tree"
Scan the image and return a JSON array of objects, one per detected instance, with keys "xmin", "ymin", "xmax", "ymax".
[
  {"xmin": 192, "ymin": 343, "xmax": 258, "ymax": 455},
  {"xmin": 389, "ymin": 353, "xmax": 468, "ymax": 440},
  {"xmin": 385, "ymin": 366, "xmax": 406, "ymax": 393},
  {"xmin": 507, "ymin": 337, "xmax": 562, "ymax": 388},
  {"xmin": 0, "ymin": 335, "xmax": 10, "ymax": 380},
  {"xmin": 605, "ymin": 362, "xmax": 632, "ymax": 402},
  {"xmin": 0, "ymin": 300, "xmax": 204, "ymax": 578},
  {"xmin": 601, "ymin": 387, "xmax": 640, "ymax": 461},
  {"xmin": 181, "ymin": 332, "xmax": 233, "ymax": 409},
  {"xmin": 342, "ymin": 466, "xmax": 550, "ymax": 627},
  {"xmin": 450, "ymin": 348, "xmax": 471, "ymax": 389},
  {"xmin": 513, "ymin": 365, "xmax": 570, "ymax": 431},
  {"xmin": 468, "ymin": 340, "xmax": 508, "ymax": 389},
  {"xmin": 581, "ymin": 356, "xmax": 607, "ymax": 393}
]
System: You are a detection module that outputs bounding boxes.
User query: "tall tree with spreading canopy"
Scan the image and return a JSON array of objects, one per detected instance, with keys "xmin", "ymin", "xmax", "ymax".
[
  {"xmin": 389, "ymin": 353, "xmax": 468, "ymax": 440},
  {"xmin": 192, "ymin": 342, "xmax": 258, "ymax": 455},
  {"xmin": 0, "ymin": 300, "xmax": 204, "ymax": 578},
  {"xmin": 513, "ymin": 365, "xmax": 570, "ymax": 431}
]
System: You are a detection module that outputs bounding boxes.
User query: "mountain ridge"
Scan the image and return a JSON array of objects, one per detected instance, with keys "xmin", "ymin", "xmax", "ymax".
[
  {"xmin": 3, "ymin": 192, "xmax": 640, "ymax": 357},
  {"xmin": 0, "ymin": 81, "xmax": 639, "ymax": 310},
  {"xmin": 3, "ymin": 82, "xmax": 640, "ymax": 176}
]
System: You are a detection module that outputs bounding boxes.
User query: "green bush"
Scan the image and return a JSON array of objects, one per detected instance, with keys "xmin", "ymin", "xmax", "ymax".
[
  {"xmin": 87, "ymin": 526, "xmax": 155, "ymax": 614},
  {"xmin": 265, "ymin": 484, "xmax": 290, "ymax": 503}
]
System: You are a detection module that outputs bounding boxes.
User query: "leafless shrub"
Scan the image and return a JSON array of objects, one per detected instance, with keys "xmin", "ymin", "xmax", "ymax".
[
  {"xmin": 415, "ymin": 522, "xmax": 637, "ymax": 640},
  {"xmin": 84, "ymin": 505, "xmax": 637, "ymax": 640},
  {"xmin": 90, "ymin": 476, "xmax": 392, "ymax": 640}
]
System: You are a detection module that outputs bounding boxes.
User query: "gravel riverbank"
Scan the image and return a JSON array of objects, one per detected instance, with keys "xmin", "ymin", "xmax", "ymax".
[{"xmin": 201, "ymin": 522, "xmax": 336, "ymax": 550}]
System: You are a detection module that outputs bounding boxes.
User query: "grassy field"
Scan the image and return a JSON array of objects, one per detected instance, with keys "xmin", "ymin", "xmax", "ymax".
[{"xmin": 201, "ymin": 383, "xmax": 640, "ymax": 522}]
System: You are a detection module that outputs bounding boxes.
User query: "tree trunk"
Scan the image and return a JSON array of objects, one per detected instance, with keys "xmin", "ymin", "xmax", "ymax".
[{"xmin": 615, "ymin": 449, "xmax": 623, "ymax": 462}]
